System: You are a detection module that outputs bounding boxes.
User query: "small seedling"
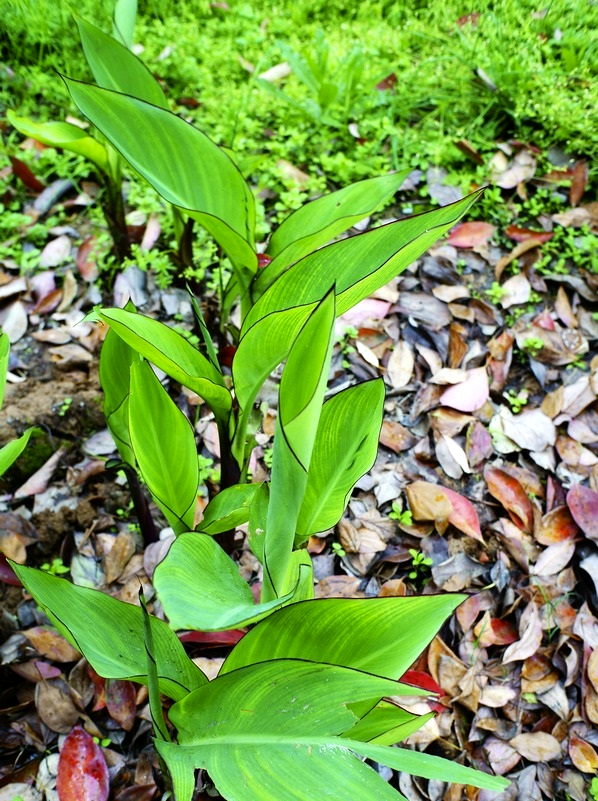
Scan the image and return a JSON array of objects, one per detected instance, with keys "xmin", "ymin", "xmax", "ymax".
[
  {"xmin": 484, "ymin": 281, "xmax": 506, "ymax": 305},
  {"xmin": 521, "ymin": 337, "xmax": 544, "ymax": 356},
  {"xmin": 589, "ymin": 777, "xmax": 598, "ymax": 801},
  {"xmin": 331, "ymin": 541, "xmax": 346, "ymax": 557},
  {"xmin": 503, "ymin": 388, "xmax": 529, "ymax": 413},
  {"xmin": 40, "ymin": 558, "xmax": 69, "ymax": 576},
  {"xmin": 408, "ymin": 548, "xmax": 433, "ymax": 582},
  {"xmin": 389, "ymin": 501, "xmax": 413, "ymax": 526},
  {"xmin": 57, "ymin": 397, "xmax": 73, "ymax": 417}
]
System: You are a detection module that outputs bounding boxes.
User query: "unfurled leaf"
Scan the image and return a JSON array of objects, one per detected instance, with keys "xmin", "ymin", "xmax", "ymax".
[
  {"xmin": 154, "ymin": 533, "xmax": 299, "ymax": 631},
  {"xmin": 567, "ymin": 483, "xmax": 598, "ymax": 542},
  {"xmin": 0, "ymin": 427, "xmax": 38, "ymax": 478},
  {"xmin": 158, "ymin": 659, "xmax": 506, "ymax": 801},
  {"xmin": 57, "ymin": 725, "xmax": 109, "ymax": 801},
  {"xmin": 129, "ymin": 361, "xmax": 199, "ymax": 532},
  {"xmin": 6, "ymin": 111, "xmax": 109, "ymax": 173},
  {"xmin": 197, "ymin": 484, "xmax": 259, "ymax": 535},
  {"xmin": 484, "ymin": 466, "xmax": 534, "ymax": 533},
  {"xmin": 295, "ymin": 379, "xmax": 385, "ymax": 541},
  {"xmin": 12, "ymin": 564, "xmax": 205, "ymax": 700}
]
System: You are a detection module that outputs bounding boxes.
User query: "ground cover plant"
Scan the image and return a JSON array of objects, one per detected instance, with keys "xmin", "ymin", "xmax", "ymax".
[
  {"xmin": 5, "ymin": 9, "xmax": 511, "ymax": 799},
  {"xmin": 1, "ymin": 1, "xmax": 598, "ymax": 801}
]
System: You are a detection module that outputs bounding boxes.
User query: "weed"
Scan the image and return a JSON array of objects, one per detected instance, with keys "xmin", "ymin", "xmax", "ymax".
[
  {"xmin": 331, "ymin": 541, "xmax": 346, "ymax": 558},
  {"xmin": 521, "ymin": 337, "xmax": 544, "ymax": 356},
  {"xmin": 408, "ymin": 549, "xmax": 433, "ymax": 583},
  {"xmin": 484, "ymin": 282, "xmax": 506, "ymax": 305},
  {"xmin": 389, "ymin": 501, "xmax": 413, "ymax": 526},
  {"xmin": 503, "ymin": 388, "xmax": 529, "ymax": 413},
  {"xmin": 40, "ymin": 557, "xmax": 69, "ymax": 576}
]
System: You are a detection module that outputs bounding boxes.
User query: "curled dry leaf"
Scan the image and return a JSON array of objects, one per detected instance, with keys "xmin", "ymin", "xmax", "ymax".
[
  {"xmin": 569, "ymin": 734, "xmax": 598, "ymax": 773},
  {"xmin": 530, "ymin": 540, "xmax": 575, "ymax": 577},
  {"xmin": 502, "ymin": 603, "xmax": 543, "ymax": 664},
  {"xmin": 484, "ymin": 465, "xmax": 534, "ymax": 533},
  {"xmin": 535, "ymin": 506, "xmax": 579, "ymax": 545},
  {"xmin": 509, "ymin": 732, "xmax": 561, "ymax": 762},
  {"xmin": 57, "ymin": 725, "xmax": 109, "ymax": 801},
  {"xmin": 567, "ymin": 483, "xmax": 598, "ymax": 541}
]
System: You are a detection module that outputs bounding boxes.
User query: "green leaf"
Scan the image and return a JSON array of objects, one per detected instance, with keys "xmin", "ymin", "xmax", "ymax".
[
  {"xmin": 0, "ymin": 333, "xmax": 8, "ymax": 410},
  {"xmin": 63, "ymin": 78, "xmax": 256, "ymax": 275},
  {"xmin": 100, "ymin": 308, "xmax": 231, "ymax": 426},
  {"xmin": 296, "ymin": 379, "xmax": 384, "ymax": 542},
  {"xmin": 153, "ymin": 532, "xmax": 300, "ymax": 631},
  {"xmin": 234, "ymin": 191, "xmax": 482, "ymax": 412},
  {"xmin": 197, "ymin": 484, "xmax": 259, "ymax": 536},
  {"xmin": 6, "ymin": 111, "xmax": 109, "ymax": 174},
  {"xmin": 221, "ymin": 595, "xmax": 465, "ymax": 678},
  {"xmin": 99, "ymin": 310, "xmax": 140, "ymax": 466},
  {"xmin": 12, "ymin": 564, "xmax": 205, "ymax": 700},
  {"xmin": 76, "ymin": 16, "xmax": 168, "ymax": 109},
  {"xmin": 129, "ymin": 361, "xmax": 199, "ymax": 532},
  {"xmin": 342, "ymin": 701, "xmax": 434, "ymax": 746},
  {"xmin": 262, "ymin": 289, "xmax": 335, "ymax": 599},
  {"xmin": 0, "ymin": 428, "xmax": 37, "ymax": 478},
  {"xmin": 260, "ymin": 171, "xmax": 410, "ymax": 284},
  {"xmin": 156, "ymin": 660, "xmax": 507, "ymax": 801},
  {"xmin": 112, "ymin": 0, "xmax": 137, "ymax": 48}
]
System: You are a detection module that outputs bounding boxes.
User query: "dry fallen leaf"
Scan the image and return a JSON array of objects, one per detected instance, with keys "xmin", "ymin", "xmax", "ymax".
[
  {"xmin": 485, "ymin": 465, "xmax": 534, "ymax": 533},
  {"xmin": 502, "ymin": 602, "xmax": 543, "ymax": 664},
  {"xmin": 509, "ymin": 732, "xmax": 561, "ymax": 762}
]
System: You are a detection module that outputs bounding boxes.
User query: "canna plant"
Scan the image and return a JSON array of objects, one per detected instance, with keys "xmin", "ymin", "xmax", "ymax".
[{"xmin": 11, "ymin": 6, "xmax": 509, "ymax": 800}]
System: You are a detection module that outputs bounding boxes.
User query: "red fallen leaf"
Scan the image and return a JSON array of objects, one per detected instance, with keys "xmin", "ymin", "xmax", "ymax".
[
  {"xmin": 0, "ymin": 554, "xmax": 22, "ymax": 586},
  {"xmin": 88, "ymin": 666, "xmax": 107, "ymax": 711},
  {"xmin": 532, "ymin": 309, "xmax": 556, "ymax": 330},
  {"xmin": 535, "ymin": 506, "xmax": 579, "ymax": 545},
  {"xmin": 76, "ymin": 236, "xmax": 100, "ymax": 282},
  {"xmin": 440, "ymin": 486, "xmax": 483, "ymax": 541},
  {"xmin": 505, "ymin": 225, "xmax": 553, "ymax": 244},
  {"xmin": 376, "ymin": 73, "xmax": 397, "ymax": 91},
  {"xmin": 106, "ymin": 679, "xmax": 137, "ymax": 731},
  {"xmin": 401, "ymin": 670, "xmax": 443, "ymax": 695},
  {"xmin": 567, "ymin": 483, "xmax": 598, "ymax": 542},
  {"xmin": 446, "ymin": 221, "xmax": 495, "ymax": 248},
  {"xmin": 484, "ymin": 466, "xmax": 534, "ymax": 533},
  {"xmin": 178, "ymin": 629, "xmax": 245, "ymax": 646},
  {"xmin": 9, "ymin": 155, "xmax": 46, "ymax": 192},
  {"xmin": 570, "ymin": 160, "xmax": 588, "ymax": 206},
  {"xmin": 57, "ymin": 725, "xmax": 109, "ymax": 801},
  {"xmin": 489, "ymin": 618, "xmax": 519, "ymax": 645}
]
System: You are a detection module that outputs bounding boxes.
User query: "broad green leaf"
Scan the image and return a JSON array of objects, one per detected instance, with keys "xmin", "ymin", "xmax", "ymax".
[
  {"xmin": 262, "ymin": 290, "xmax": 335, "ymax": 600},
  {"xmin": 0, "ymin": 428, "xmax": 37, "ymax": 478},
  {"xmin": 99, "ymin": 312, "xmax": 140, "ymax": 466},
  {"xmin": 295, "ymin": 379, "xmax": 384, "ymax": 542},
  {"xmin": 6, "ymin": 111, "xmax": 109, "ymax": 174},
  {"xmin": 156, "ymin": 660, "xmax": 507, "ymax": 801},
  {"xmin": 154, "ymin": 532, "xmax": 300, "ymax": 631},
  {"xmin": 247, "ymin": 481, "xmax": 269, "ymax": 562},
  {"xmin": 246, "ymin": 190, "xmax": 482, "ymax": 331},
  {"xmin": 63, "ymin": 78, "xmax": 257, "ymax": 274},
  {"xmin": 100, "ymin": 308, "xmax": 231, "ymax": 425},
  {"xmin": 129, "ymin": 361, "xmax": 198, "ymax": 532},
  {"xmin": 222, "ymin": 595, "xmax": 465, "ymax": 677},
  {"xmin": 259, "ymin": 171, "xmax": 410, "ymax": 284},
  {"xmin": 12, "ymin": 564, "xmax": 205, "ymax": 700},
  {"xmin": 77, "ymin": 16, "xmax": 168, "ymax": 109},
  {"xmin": 0, "ymin": 333, "xmax": 9, "ymax": 410},
  {"xmin": 234, "ymin": 191, "xmax": 482, "ymax": 412},
  {"xmin": 113, "ymin": 0, "xmax": 137, "ymax": 48},
  {"xmin": 197, "ymin": 484, "xmax": 259, "ymax": 536},
  {"xmin": 342, "ymin": 701, "xmax": 434, "ymax": 746}
]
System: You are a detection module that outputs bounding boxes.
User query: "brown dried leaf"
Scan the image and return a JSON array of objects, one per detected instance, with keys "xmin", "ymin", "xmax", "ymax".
[
  {"xmin": 379, "ymin": 420, "xmax": 417, "ymax": 453},
  {"xmin": 23, "ymin": 626, "xmax": 81, "ymax": 662},
  {"xmin": 36, "ymin": 677, "xmax": 80, "ymax": 733},
  {"xmin": 535, "ymin": 506, "xmax": 579, "ymax": 545},
  {"xmin": 385, "ymin": 339, "xmax": 414, "ymax": 388},
  {"xmin": 104, "ymin": 532, "xmax": 137, "ymax": 584},
  {"xmin": 567, "ymin": 483, "xmax": 598, "ymax": 541},
  {"xmin": 485, "ymin": 465, "xmax": 534, "ymax": 532},
  {"xmin": 509, "ymin": 732, "xmax": 561, "ymax": 762},
  {"xmin": 502, "ymin": 603, "xmax": 543, "ymax": 664}
]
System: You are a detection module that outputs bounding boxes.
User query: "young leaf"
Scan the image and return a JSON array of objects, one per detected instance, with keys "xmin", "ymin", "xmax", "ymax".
[
  {"xmin": 295, "ymin": 379, "xmax": 385, "ymax": 542},
  {"xmin": 234, "ymin": 191, "xmax": 482, "ymax": 412},
  {"xmin": 153, "ymin": 532, "xmax": 301, "ymax": 631},
  {"xmin": 129, "ymin": 361, "xmax": 199, "ymax": 532},
  {"xmin": 99, "ymin": 312, "xmax": 140, "ymax": 466},
  {"xmin": 6, "ymin": 112, "xmax": 109, "ymax": 174},
  {"xmin": 63, "ymin": 78, "xmax": 257, "ymax": 275},
  {"xmin": 262, "ymin": 289, "xmax": 335, "ymax": 600},
  {"xmin": 0, "ymin": 428, "xmax": 38, "ymax": 478},
  {"xmin": 139, "ymin": 589, "xmax": 170, "ymax": 742},
  {"xmin": 221, "ymin": 594, "xmax": 465, "ymax": 678},
  {"xmin": 156, "ymin": 660, "xmax": 507, "ymax": 801},
  {"xmin": 261, "ymin": 170, "xmax": 410, "ymax": 282},
  {"xmin": 112, "ymin": 0, "xmax": 137, "ymax": 48},
  {"xmin": 197, "ymin": 484, "xmax": 259, "ymax": 536},
  {"xmin": 342, "ymin": 702, "xmax": 434, "ymax": 746},
  {"xmin": 11, "ymin": 564, "xmax": 205, "ymax": 700},
  {"xmin": 100, "ymin": 308, "xmax": 231, "ymax": 425},
  {"xmin": 76, "ymin": 16, "xmax": 168, "ymax": 109}
]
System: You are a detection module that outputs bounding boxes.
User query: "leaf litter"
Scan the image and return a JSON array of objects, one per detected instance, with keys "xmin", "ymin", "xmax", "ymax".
[{"xmin": 0, "ymin": 137, "xmax": 598, "ymax": 801}]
